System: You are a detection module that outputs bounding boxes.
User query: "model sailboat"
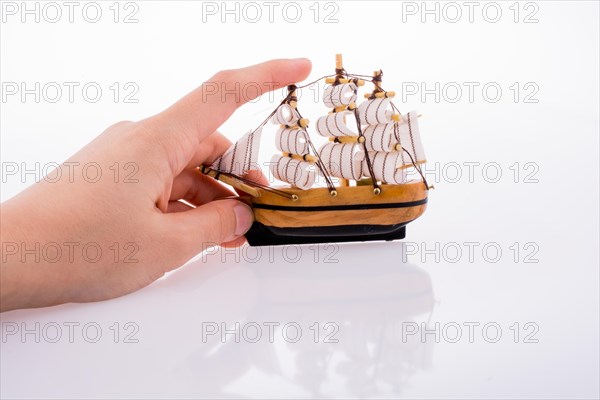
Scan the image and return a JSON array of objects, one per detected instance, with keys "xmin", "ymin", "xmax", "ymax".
[{"xmin": 200, "ymin": 55, "xmax": 430, "ymax": 246}]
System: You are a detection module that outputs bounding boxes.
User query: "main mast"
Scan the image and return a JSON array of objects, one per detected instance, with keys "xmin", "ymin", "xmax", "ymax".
[
  {"xmin": 269, "ymin": 85, "xmax": 318, "ymax": 190},
  {"xmin": 316, "ymin": 55, "xmax": 368, "ymax": 189}
]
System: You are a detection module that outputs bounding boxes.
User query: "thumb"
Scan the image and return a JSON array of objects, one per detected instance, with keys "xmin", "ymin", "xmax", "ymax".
[{"xmin": 168, "ymin": 199, "xmax": 254, "ymax": 253}]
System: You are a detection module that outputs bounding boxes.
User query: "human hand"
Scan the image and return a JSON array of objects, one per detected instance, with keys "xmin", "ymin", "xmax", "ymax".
[{"xmin": 0, "ymin": 58, "xmax": 312, "ymax": 312}]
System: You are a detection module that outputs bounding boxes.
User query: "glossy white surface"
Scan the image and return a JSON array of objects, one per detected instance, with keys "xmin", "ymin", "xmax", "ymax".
[
  {"xmin": 1, "ymin": 1, "xmax": 599, "ymax": 398},
  {"xmin": 1, "ymin": 236, "xmax": 599, "ymax": 398}
]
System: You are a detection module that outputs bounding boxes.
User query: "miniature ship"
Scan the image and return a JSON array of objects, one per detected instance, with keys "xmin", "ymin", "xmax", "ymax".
[{"xmin": 200, "ymin": 55, "xmax": 430, "ymax": 246}]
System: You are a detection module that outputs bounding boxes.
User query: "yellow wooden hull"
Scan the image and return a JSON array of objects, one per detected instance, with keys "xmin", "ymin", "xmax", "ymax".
[{"xmin": 243, "ymin": 181, "xmax": 428, "ymax": 246}]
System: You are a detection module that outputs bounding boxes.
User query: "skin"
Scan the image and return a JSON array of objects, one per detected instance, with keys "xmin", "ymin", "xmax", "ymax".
[{"xmin": 0, "ymin": 58, "xmax": 313, "ymax": 312}]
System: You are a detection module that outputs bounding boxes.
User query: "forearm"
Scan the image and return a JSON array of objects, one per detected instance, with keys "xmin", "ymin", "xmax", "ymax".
[{"xmin": 0, "ymin": 197, "xmax": 66, "ymax": 312}]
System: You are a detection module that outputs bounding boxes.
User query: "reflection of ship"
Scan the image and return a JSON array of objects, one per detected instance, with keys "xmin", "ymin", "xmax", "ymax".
[
  {"xmin": 201, "ymin": 54, "xmax": 431, "ymax": 246},
  {"xmin": 259, "ymin": 252, "xmax": 435, "ymax": 397},
  {"xmin": 183, "ymin": 243, "xmax": 435, "ymax": 397}
]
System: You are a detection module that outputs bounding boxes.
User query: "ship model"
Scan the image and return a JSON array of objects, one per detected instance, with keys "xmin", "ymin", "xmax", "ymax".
[{"xmin": 200, "ymin": 55, "xmax": 431, "ymax": 246}]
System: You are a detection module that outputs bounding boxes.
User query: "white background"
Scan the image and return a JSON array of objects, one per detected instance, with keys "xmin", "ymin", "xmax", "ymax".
[{"xmin": 1, "ymin": 1, "xmax": 599, "ymax": 398}]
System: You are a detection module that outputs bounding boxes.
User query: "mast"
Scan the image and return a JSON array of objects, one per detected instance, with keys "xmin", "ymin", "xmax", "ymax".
[
  {"xmin": 316, "ymin": 54, "xmax": 366, "ymax": 187},
  {"xmin": 357, "ymin": 71, "xmax": 426, "ymax": 184},
  {"xmin": 269, "ymin": 85, "xmax": 318, "ymax": 190}
]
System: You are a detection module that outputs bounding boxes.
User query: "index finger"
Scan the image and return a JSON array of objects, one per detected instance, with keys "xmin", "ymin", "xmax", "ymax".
[{"xmin": 152, "ymin": 58, "xmax": 312, "ymax": 152}]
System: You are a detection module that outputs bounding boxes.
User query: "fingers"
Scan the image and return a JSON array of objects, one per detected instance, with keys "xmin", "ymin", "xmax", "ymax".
[
  {"xmin": 167, "ymin": 200, "xmax": 192, "ymax": 213},
  {"xmin": 167, "ymin": 199, "xmax": 254, "ymax": 254},
  {"xmin": 187, "ymin": 131, "xmax": 233, "ymax": 168},
  {"xmin": 152, "ymin": 58, "xmax": 312, "ymax": 153},
  {"xmin": 170, "ymin": 169, "xmax": 235, "ymax": 205},
  {"xmin": 169, "ymin": 130, "xmax": 237, "ymax": 205},
  {"xmin": 168, "ymin": 167, "xmax": 265, "ymax": 250},
  {"xmin": 167, "ymin": 197, "xmax": 251, "ymax": 248},
  {"xmin": 221, "ymin": 236, "xmax": 248, "ymax": 248},
  {"xmin": 244, "ymin": 169, "xmax": 269, "ymax": 186}
]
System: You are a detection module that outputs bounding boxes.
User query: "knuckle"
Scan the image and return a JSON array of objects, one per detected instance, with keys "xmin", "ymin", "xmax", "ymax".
[
  {"xmin": 103, "ymin": 120, "xmax": 135, "ymax": 133},
  {"xmin": 213, "ymin": 201, "xmax": 236, "ymax": 242},
  {"xmin": 213, "ymin": 206, "xmax": 228, "ymax": 241}
]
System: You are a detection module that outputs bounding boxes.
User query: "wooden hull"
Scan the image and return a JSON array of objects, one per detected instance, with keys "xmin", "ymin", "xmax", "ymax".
[{"xmin": 243, "ymin": 181, "xmax": 428, "ymax": 246}]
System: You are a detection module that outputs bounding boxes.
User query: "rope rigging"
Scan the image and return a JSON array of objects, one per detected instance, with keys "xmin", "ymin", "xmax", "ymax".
[{"xmin": 201, "ymin": 70, "xmax": 429, "ymax": 198}]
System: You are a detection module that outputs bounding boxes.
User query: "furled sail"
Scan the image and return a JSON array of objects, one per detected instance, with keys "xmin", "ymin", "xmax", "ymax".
[
  {"xmin": 211, "ymin": 128, "xmax": 263, "ymax": 176},
  {"xmin": 272, "ymin": 104, "xmax": 301, "ymax": 126},
  {"xmin": 360, "ymin": 111, "xmax": 426, "ymax": 161},
  {"xmin": 396, "ymin": 111, "xmax": 426, "ymax": 167},
  {"xmin": 358, "ymin": 96, "xmax": 425, "ymax": 183},
  {"xmin": 275, "ymin": 127, "xmax": 309, "ymax": 155},
  {"xmin": 269, "ymin": 103, "xmax": 317, "ymax": 190},
  {"xmin": 363, "ymin": 152, "xmax": 408, "ymax": 184},
  {"xmin": 363, "ymin": 122, "xmax": 396, "ymax": 152},
  {"xmin": 323, "ymin": 83, "xmax": 358, "ymax": 108},
  {"xmin": 316, "ymin": 84, "xmax": 360, "ymax": 138},
  {"xmin": 270, "ymin": 154, "xmax": 316, "ymax": 190},
  {"xmin": 315, "ymin": 111, "xmax": 357, "ymax": 137},
  {"xmin": 316, "ymin": 82, "xmax": 364, "ymax": 181},
  {"xmin": 319, "ymin": 142, "xmax": 364, "ymax": 181},
  {"xmin": 357, "ymin": 97, "xmax": 393, "ymax": 125}
]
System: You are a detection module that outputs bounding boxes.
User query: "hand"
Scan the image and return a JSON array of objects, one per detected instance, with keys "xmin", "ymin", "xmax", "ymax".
[{"xmin": 0, "ymin": 58, "xmax": 312, "ymax": 312}]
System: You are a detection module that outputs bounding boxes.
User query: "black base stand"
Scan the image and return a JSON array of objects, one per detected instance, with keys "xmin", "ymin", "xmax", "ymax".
[{"xmin": 245, "ymin": 222, "xmax": 407, "ymax": 246}]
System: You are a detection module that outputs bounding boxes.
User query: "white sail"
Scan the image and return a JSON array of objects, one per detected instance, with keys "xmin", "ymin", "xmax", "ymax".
[
  {"xmin": 363, "ymin": 122, "xmax": 396, "ymax": 152},
  {"xmin": 275, "ymin": 127, "xmax": 309, "ymax": 155},
  {"xmin": 270, "ymin": 154, "xmax": 316, "ymax": 190},
  {"xmin": 357, "ymin": 97, "xmax": 393, "ymax": 125},
  {"xmin": 318, "ymin": 142, "xmax": 364, "ymax": 181},
  {"xmin": 315, "ymin": 111, "xmax": 357, "ymax": 137},
  {"xmin": 323, "ymin": 83, "xmax": 358, "ymax": 108},
  {"xmin": 397, "ymin": 111, "xmax": 426, "ymax": 166},
  {"xmin": 211, "ymin": 128, "xmax": 262, "ymax": 176},
  {"xmin": 363, "ymin": 152, "xmax": 408, "ymax": 184},
  {"xmin": 271, "ymin": 104, "xmax": 300, "ymax": 126}
]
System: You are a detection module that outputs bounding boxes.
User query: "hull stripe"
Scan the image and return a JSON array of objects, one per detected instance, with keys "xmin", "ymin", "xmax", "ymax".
[{"xmin": 253, "ymin": 197, "xmax": 427, "ymax": 212}]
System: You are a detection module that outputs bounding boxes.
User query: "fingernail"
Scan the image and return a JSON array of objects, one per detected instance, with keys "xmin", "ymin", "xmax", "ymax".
[{"xmin": 234, "ymin": 203, "xmax": 254, "ymax": 236}]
